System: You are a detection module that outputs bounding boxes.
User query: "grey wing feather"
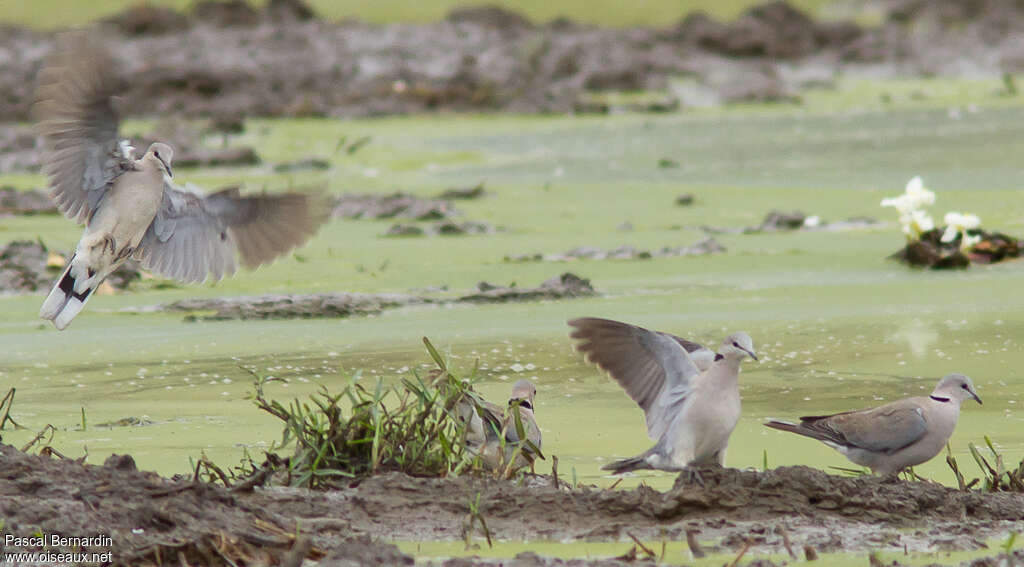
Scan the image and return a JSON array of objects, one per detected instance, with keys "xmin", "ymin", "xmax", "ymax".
[
  {"xmin": 34, "ymin": 33, "xmax": 132, "ymax": 224},
  {"xmin": 569, "ymin": 317, "xmax": 702, "ymax": 441},
  {"xmin": 136, "ymin": 181, "xmax": 329, "ymax": 283},
  {"xmin": 666, "ymin": 333, "xmax": 714, "ymax": 372},
  {"xmin": 800, "ymin": 401, "xmax": 928, "ymax": 454}
]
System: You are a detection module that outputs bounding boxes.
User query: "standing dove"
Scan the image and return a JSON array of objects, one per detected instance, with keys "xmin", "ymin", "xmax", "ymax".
[
  {"xmin": 462, "ymin": 379, "xmax": 544, "ymax": 473},
  {"xmin": 34, "ymin": 33, "xmax": 329, "ymax": 330},
  {"xmin": 764, "ymin": 373, "xmax": 982, "ymax": 476},
  {"xmin": 569, "ymin": 317, "xmax": 757, "ymax": 474}
]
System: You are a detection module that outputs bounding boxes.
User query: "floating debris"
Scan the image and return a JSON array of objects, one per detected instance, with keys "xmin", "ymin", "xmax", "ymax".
[
  {"xmin": 384, "ymin": 220, "xmax": 500, "ymax": 237},
  {"xmin": 437, "ymin": 183, "xmax": 486, "ymax": 200},
  {"xmin": 272, "ymin": 158, "xmax": 330, "ymax": 172},
  {"xmin": 700, "ymin": 210, "xmax": 881, "ymax": 234},
  {"xmin": 459, "ymin": 273, "xmax": 596, "ymax": 303},
  {"xmin": 504, "ymin": 237, "xmax": 725, "ymax": 263},
  {"xmin": 675, "ymin": 193, "xmax": 696, "ymax": 206}
]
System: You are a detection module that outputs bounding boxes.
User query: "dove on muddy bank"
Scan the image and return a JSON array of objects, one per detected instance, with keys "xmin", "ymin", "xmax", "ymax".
[
  {"xmin": 764, "ymin": 373, "xmax": 982, "ymax": 476},
  {"xmin": 461, "ymin": 379, "xmax": 544, "ymax": 473},
  {"xmin": 568, "ymin": 317, "xmax": 757, "ymax": 475},
  {"xmin": 35, "ymin": 33, "xmax": 329, "ymax": 330}
]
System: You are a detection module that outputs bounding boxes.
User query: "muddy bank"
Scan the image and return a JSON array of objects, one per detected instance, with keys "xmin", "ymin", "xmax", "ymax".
[
  {"xmin": 0, "ymin": 240, "xmax": 144, "ymax": 294},
  {"xmin": 4, "ymin": 1, "xmax": 1024, "ymax": 123},
  {"xmin": 142, "ymin": 272, "xmax": 596, "ymax": 320},
  {"xmin": 0, "ymin": 121, "xmax": 260, "ymax": 174},
  {"xmin": 3, "ymin": 444, "xmax": 1022, "ymax": 567},
  {"xmin": 0, "ymin": 187, "xmax": 55, "ymax": 215}
]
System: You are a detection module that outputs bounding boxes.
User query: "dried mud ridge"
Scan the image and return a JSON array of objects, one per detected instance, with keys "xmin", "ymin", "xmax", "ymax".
[
  {"xmin": 4, "ymin": 0, "xmax": 1024, "ymax": 123},
  {"xmin": 3, "ymin": 444, "xmax": 1023, "ymax": 567},
  {"xmin": 141, "ymin": 272, "xmax": 596, "ymax": 320}
]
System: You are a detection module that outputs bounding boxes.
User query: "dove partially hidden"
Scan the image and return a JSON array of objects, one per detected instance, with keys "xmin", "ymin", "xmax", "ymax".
[
  {"xmin": 568, "ymin": 317, "xmax": 757, "ymax": 474},
  {"xmin": 764, "ymin": 373, "xmax": 982, "ymax": 476},
  {"xmin": 460, "ymin": 379, "xmax": 544, "ymax": 473},
  {"xmin": 35, "ymin": 33, "xmax": 329, "ymax": 330}
]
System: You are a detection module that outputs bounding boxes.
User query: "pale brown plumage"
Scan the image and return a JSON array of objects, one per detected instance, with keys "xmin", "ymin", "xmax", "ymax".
[{"xmin": 35, "ymin": 32, "xmax": 329, "ymax": 330}]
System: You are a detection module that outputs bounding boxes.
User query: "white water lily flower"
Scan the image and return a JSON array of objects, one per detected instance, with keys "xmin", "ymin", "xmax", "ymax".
[
  {"xmin": 881, "ymin": 194, "xmax": 915, "ymax": 213},
  {"xmin": 907, "ymin": 209, "xmax": 934, "ymax": 235},
  {"xmin": 942, "ymin": 211, "xmax": 982, "ymax": 248},
  {"xmin": 904, "ymin": 176, "xmax": 936, "ymax": 208},
  {"xmin": 882, "ymin": 176, "xmax": 939, "ymax": 241},
  {"xmin": 962, "ymin": 233, "xmax": 982, "ymax": 250},
  {"xmin": 941, "ymin": 211, "xmax": 981, "ymax": 241}
]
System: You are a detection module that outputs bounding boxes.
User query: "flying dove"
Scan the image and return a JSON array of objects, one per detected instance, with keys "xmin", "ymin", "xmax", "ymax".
[
  {"xmin": 462, "ymin": 379, "xmax": 544, "ymax": 473},
  {"xmin": 568, "ymin": 317, "xmax": 757, "ymax": 474},
  {"xmin": 764, "ymin": 373, "xmax": 981, "ymax": 476},
  {"xmin": 34, "ymin": 33, "xmax": 329, "ymax": 330}
]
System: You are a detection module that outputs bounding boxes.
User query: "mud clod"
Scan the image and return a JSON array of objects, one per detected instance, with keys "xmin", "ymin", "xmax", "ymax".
[
  {"xmin": 150, "ymin": 272, "xmax": 596, "ymax": 320},
  {"xmin": 0, "ymin": 187, "xmax": 57, "ymax": 216}
]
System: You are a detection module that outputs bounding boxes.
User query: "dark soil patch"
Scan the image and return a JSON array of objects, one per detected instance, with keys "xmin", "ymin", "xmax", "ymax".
[
  {"xmin": 3, "ymin": 1, "xmax": 1023, "ymax": 122},
  {"xmin": 4, "ymin": 443, "xmax": 1021, "ymax": 566},
  {"xmin": 147, "ymin": 272, "xmax": 596, "ymax": 320}
]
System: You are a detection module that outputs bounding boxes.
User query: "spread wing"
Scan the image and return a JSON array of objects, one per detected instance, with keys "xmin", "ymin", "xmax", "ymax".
[
  {"xmin": 135, "ymin": 181, "xmax": 329, "ymax": 283},
  {"xmin": 667, "ymin": 333, "xmax": 715, "ymax": 372},
  {"xmin": 799, "ymin": 400, "xmax": 928, "ymax": 454},
  {"xmin": 569, "ymin": 317, "xmax": 703, "ymax": 441},
  {"xmin": 34, "ymin": 32, "xmax": 133, "ymax": 224}
]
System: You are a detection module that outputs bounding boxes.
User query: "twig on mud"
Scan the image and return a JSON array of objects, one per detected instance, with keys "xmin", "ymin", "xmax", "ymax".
[
  {"xmin": 947, "ymin": 444, "xmax": 969, "ymax": 491},
  {"xmin": 194, "ymin": 453, "xmax": 233, "ymax": 487},
  {"xmin": 727, "ymin": 537, "xmax": 752, "ymax": 567},
  {"xmin": 20, "ymin": 424, "xmax": 56, "ymax": 453},
  {"xmin": 281, "ymin": 536, "xmax": 312, "ymax": 567},
  {"xmin": 231, "ymin": 459, "xmax": 278, "ymax": 493},
  {"xmin": 609, "ymin": 477, "xmax": 623, "ymax": 491},
  {"xmin": 778, "ymin": 526, "xmax": 797, "ymax": 559},
  {"xmin": 626, "ymin": 533, "xmax": 656, "ymax": 559},
  {"xmin": 685, "ymin": 528, "xmax": 706, "ymax": 558},
  {"xmin": 150, "ymin": 482, "xmax": 201, "ymax": 498},
  {"xmin": 551, "ymin": 455, "xmax": 560, "ymax": 488},
  {"xmin": 0, "ymin": 388, "xmax": 25, "ymax": 430},
  {"xmin": 463, "ymin": 492, "xmax": 493, "ymax": 550},
  {"xmin": 39, "ymin": 445, "xmax": 73, "ymax": 460}
]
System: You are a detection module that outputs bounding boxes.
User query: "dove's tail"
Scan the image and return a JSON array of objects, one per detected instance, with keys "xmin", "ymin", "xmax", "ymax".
[
  {"xmin": 39, "ymin": 254, "xmax": 95, "ymax": 330},
  {"xmin": 602, "ymin": 453, "xmax": 653, "ymax": 475}
]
